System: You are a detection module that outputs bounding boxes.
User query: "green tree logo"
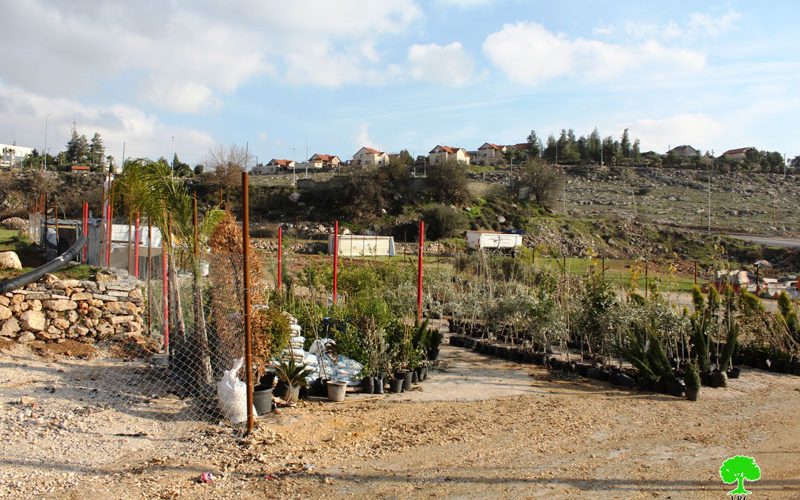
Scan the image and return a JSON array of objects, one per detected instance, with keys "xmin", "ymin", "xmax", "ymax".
[{"xmin": 720, "ymin": 455, "xmax": 761, "ymax": 496}]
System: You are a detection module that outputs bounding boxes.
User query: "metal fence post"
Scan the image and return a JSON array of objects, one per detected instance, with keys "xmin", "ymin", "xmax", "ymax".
[
  {"xmin": 417, "ymin": 219, "xmax": 424, "ymax": 323},
  {"xmin": 333, "ymin": 220, "xmax": 339, "ymax": 305},
  {"xmin": 277, "ymin": 226, "xmax": 282, "ymax": 292},
  {"xmin": 241, "ymin": 171, "xmax": 255, "ymax": 435}
]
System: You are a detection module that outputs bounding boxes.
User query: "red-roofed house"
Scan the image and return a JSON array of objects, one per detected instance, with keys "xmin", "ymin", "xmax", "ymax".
[
  {"xmin": 69, "ymin": 165, "xmax": 91, "ymax": 172},
  {"xmin": 722, "ymin": 147, "xmax": 753, "ymax": 161},
  {"xmin": 428, "ymin": 145, "xmax": 470, "ymax": 166},
  {"xmin": 475, "ymin": 143, "xmax": 508, "ymax": 166},
  {"xmin": 309, "ymin": 153, "xmax": 341, "ymax": 170},
  {"xmin": 352, "ymin": 146, "xmax": 389, "ymax": 168},
  {"xmin": 252, "ymin": 159, "xmax": 295, "ymax": 174}
]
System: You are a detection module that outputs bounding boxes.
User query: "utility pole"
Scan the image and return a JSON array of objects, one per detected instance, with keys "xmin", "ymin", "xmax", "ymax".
[
  {"xmin": 43, "ymin": 114, "xmax": 48, "ymax": 171},
  {"xmin": 292, "ymin": 147, "xmax": 297, "ymax": 187},
  {"xmin": 707, "ymin": 161, "xmax": 712, "ymax": 232}
]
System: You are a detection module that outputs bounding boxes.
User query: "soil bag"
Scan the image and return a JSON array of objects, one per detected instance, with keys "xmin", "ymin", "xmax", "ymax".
[{"xmin": 217, "ymin": 358, "xmax": 252, "ymax": 424}]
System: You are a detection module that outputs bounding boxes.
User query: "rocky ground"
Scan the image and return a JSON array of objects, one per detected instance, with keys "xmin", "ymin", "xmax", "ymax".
[{"xmin": 1, "ymin": 332, "xmax": 799, "ymax": 499}]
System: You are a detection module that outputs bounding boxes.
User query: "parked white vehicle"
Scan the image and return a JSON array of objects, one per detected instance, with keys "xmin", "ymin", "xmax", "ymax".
[{"xmin": 465, "ymin": 230, "xmax": 523, "ymax": 255}]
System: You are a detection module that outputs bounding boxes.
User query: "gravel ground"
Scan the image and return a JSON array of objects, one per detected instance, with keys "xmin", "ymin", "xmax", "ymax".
[{"xmin": 2, "ymin": 338, "xmax": 799, "ymax": 499}]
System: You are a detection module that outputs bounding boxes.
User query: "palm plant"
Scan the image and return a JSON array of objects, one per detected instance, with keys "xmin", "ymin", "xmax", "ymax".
[{"xmin": 274, "ymin": 357, "xmax": 313, "ymax": 402}]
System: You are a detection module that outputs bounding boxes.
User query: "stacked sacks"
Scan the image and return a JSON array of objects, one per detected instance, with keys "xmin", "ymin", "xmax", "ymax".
[
  {"xmin": 307, "ymin": 338, "xmax": 363, "ymax": 386},
  {"xmin": 280, "ymin": 315, "xmax": 305, "ymax": 364}
]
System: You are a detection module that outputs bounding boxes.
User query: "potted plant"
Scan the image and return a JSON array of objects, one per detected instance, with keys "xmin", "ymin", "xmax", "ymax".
[
  {"xmin": 274, "ymin": 357, "xmax": 313, "ymax": 403},
  {"xmin": 425, "ymin": 327, "xmax": 443, "ymax": 362},
  {"xmin": 684, "ymin": 360, "xmax": 701, "ymax": 401},
  {"xmin": 251, "ymin": 307, "xmax": 292, "ymax": 414}
]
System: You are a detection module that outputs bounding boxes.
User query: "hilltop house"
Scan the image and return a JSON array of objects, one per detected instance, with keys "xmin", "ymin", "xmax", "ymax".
[
  {"xmin": 474, "ymin": 143, "xmax": 507, "ymax": 166},
  {"xmin": 352, "ymin": 147, "xmax": 389, "ymax": 168},
  {"xmin": 309, "ymin": 153, "xmax": 341, "ymax": 170},
  {"xmin": 722, "ymin": 147, "xmax": 753, "ymax": 161},
  {"xmin": 428, "ymin": 145, "xmax": 470, "ymax": 165},
  {"xmin": 252, "ymin": 159, "xmax": 295, "ymax": 174},
  {"xmin": 667, "ymin": 145, "xmax": 700, "ymax": 158}
]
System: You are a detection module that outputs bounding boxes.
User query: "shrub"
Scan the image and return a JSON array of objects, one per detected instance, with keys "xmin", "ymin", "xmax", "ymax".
[{"xmin": 422, "ymin": 204, "xmax": 467, "ymax": 240}]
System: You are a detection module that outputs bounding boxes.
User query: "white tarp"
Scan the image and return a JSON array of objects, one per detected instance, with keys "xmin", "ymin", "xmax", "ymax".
[{"xmin": 328, "ymin": 235, "xmax": 396, "ymax": 257}]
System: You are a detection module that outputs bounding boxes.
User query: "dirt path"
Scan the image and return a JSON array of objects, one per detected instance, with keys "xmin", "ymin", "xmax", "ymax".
[{"xmin": 2, "ymin": 340, "xmax": 800, "ymax": 498}]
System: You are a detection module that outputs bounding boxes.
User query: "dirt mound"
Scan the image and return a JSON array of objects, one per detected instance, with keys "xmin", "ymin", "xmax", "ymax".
[{"xmin": 30, "ymin": 339, "xmax": 97, "ymax": 359}]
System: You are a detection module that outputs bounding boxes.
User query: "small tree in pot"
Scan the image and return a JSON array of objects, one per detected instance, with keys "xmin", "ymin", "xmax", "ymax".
[
  {"xmin": 274, "ymin": 357, "xmax": 313, "ymax": 403},
  {"xmin": 684, "ymin": 360, "xmax": 701, "ymax": 401}
]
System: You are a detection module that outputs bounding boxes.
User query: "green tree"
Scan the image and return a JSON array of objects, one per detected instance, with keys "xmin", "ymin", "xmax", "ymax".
[
  {"xmin": 65, "ymin": 129, "xmax": 90, "ymax": 166},
  {"xmin": 194, "ymin": 164, "xmax": 205, "ymax": 175},
  {"xmin": 172, "ymin": 154, "xmax": 192, "ymax": 177},
  {"xmin": 518, "ymin": 158, "xmax": 563, "ymax": 210},
  {"xmin": 586, "ymin": 128, "xmax": 602, "ymax": 163},
  {"xmin": 526, "ymin": 130, "xmax": 542, "ymax": 158},
  {"xmin": 620, "ymin": 129, "xmax": 631, "ymax": 159},
  {"xmin": 89, "ymin": 132, "xmax": 105, "ymax": 171},
  {"xmin": 426, "ymin": 160, "xmax": 470, "ymax": 204},
  {"xmin": 397, "ymin": 149, "xmax": 414, "ymax": 167},
  {"xmin": 543, "ymin": 134, "xmax": 557, "ymax": 163},
  {"xmin": 719, "ymin": 455, "xmax": 761, "ymax": 496},
  {"xmin": 632, "ymin": 139, "xmax": 641, "ymax": 164}
]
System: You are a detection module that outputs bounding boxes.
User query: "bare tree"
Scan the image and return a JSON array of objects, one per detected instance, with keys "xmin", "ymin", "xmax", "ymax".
[
  {"xmin": 518, "ymin": 158, "xmax": 564, "ymax": 210},
  {"xmin": 206, "ymin": 144, "xmax": 250, "ymax": 195}
]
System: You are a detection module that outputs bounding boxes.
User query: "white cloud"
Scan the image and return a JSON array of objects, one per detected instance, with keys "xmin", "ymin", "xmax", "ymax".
[
  {"xmin": 437, "ymin": 0, "xmax": 494, "ymax": 7},
  {"xmin": 482, "ymin": 22, "xmax": 705, "ymax": 85},
  {"xmin": 625, "ymin": 9, "xmax": 741, "ymax": 39},
  {"xmin": 355, "ymin": 123, "xmax": 380, "ymax": 150},
  {"xmin": 0, "ymin": 0, "xmax": 422, "ymax": 112},
  {"xmin": 628, "ymin": 114, "xmax": 723, "ymax": 153},
  {"xmin": 688, "ymin": 10, "xmax": 742, "ymax": 36},
  {"xmin": 408, "ymin": 42, "xmax": 475, "ymax": 86},
  {"xmin": 0, "ymin": 84, "xmax": 214, "ymax": 162}
]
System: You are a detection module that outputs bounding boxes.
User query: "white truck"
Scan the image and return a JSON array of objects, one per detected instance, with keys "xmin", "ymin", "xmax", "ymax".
[{"xmin": 465, "ymin": 230, "xmax": 523, "ymax": 255}]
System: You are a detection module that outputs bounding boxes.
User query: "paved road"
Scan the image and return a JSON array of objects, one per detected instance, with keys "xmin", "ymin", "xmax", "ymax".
[{"xmin": 726, "ymin": 234, "xmax": 800, "ymax": 248}]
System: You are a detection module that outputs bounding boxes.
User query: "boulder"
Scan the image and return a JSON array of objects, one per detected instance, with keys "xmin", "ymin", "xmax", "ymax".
[
  {"xmin": 43, "ymin": 299, "xmax": 78, "ymax": 312},
  {"xmin": 16, "ymin": 332, "xmax": 36, "ymax": 343},
  {"xmin": 51, "ymin": 318, "xmax": 71, "ymax": 330},
  {"xmin": 19, "ymin": 310, "xmax": 46, "ymax": 332},
  {"xmin": 0, "ymin": 305, "xmax": 11, "ymax": 321},
  {"xmin": 0, "ymin": 317, "xmax": 20, "ymax": 337},
  {"xmin": 0, "ymin": 251, "xmax": 22, "ymax": 270}
]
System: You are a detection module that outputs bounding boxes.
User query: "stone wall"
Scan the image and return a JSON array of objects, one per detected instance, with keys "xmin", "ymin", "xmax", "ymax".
[{"xmin": 0, "ymin": 272, "xmax": 143, "ymax": 344}]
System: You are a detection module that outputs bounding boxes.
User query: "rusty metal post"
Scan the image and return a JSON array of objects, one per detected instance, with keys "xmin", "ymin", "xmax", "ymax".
[
  {"xmin": 106, "ymin": 180, "xmax": 113, "ymax": 268},
  {"xmin": 82, "ymin": 202, "xmax": 88, "ymax": 263},
  {"xmin": 694, "ymin": 261, "xmax": 697, "ymax": 286},
  {"xmin": 277, "ymin": 226, "xmax": 283, "ymax": 292},
  {"xmin": 134, "ymin": 212, "xmax": 140, "ymax": 278},
  {"xmin": 162, "ymin": 210, "xmax": 169, "ymax": 354},
  {"xmin": 417, "ymin": 219, "xmax": 424, "ymax": 323},
  {"xmin": 193, "ymin": 194, "xmax": 199, "ymax": 258},
  {"xmin": 333, "ymin": 220, "xmax": 339, "ymax": 305},
  {"xmin": 241, "ymin": 171, "xmax": 255, "ymax": 434},
  {"xmin": 53, "ymin": 198, "xmax": 59, "ymax": 248},
  {"xmin": 645, "ymin": 260, "xmax": 649, "ymax": 299}
]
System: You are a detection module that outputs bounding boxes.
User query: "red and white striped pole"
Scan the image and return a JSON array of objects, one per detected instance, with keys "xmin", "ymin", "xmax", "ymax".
[
  {"xmin": 332, "ymin": 220, "xmax": 339, "ymax": 305},
  {"xmin": 277, "ymin": 226, "xmax": 283, "ymax": 292},
  {"xmin": 417, "ymin": 219, "xmax": 424, "ymax": 323}
]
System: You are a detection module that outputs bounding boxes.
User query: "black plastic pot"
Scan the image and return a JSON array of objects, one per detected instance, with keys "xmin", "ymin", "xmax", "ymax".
[
  {"xmin": 253, "ymin": 388, "xmax": 273, "ymax": 415},
  {"xmin": 412, "ymin": 370, "xmax": 419, "ymax": 383},
  {"xmin": 361, "ymin": 376, "xmax": 375, "ymax": 394},
  {"xmin": 374, "ymin": 375, "xmax": 384, "ymax": 394},
  {"xmin": 726, "ymin": 367, "xmax": 740, "ymax": 379},
  {"xmin": 389, "ymin": 378, "xmax": 404, "ymax": 393},
  {"xmin": 427, "ymin": 348, "xmax": 440, "ymax": 361},
  {"xmin": 686, "ymin": 387, "xmax": 699, "ymax": 401},
  {"xmin": 710, "ymin": 370, "xmax": 728, "ymax": 388},
  {"xmin": 419, "ymin": 366, "xmax": 428, "ymax": 381},
  {"xmin": 402, "ymin": 370, "xmax": 413, "ymax": 391},
  {"xmin": 309, "ymin": 378, "xmax": 329, "ymax": 397}
]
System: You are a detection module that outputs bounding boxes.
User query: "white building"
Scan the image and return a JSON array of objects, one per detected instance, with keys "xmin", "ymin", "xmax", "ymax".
[
  {"xmin": 352, "ymin": 146, "xmax": 389, "ymax": 168},
  {"xmin": 428, "ymin": 145, "xmax": 470, "ymax": 166},
  {"xmin": 0, "ymin": 143, "xmax": 35, "ymax": 168}
]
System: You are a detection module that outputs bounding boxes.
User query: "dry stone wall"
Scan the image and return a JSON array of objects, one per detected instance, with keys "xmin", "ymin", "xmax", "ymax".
[{"xmin": 0, "ymin": 272, "xmax": 144, "ymax": 345}]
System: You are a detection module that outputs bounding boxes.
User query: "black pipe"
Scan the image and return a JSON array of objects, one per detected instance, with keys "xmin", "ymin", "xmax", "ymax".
[{"xmin": 0, "ymin": 236, "xmax": 87, "ymax": 294}]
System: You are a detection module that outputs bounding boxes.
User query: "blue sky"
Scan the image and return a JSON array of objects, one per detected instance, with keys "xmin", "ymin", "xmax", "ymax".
[{"xmin": 1, "ymin": 0, "xmax": 798, "ymax": 166}]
